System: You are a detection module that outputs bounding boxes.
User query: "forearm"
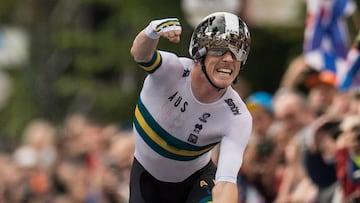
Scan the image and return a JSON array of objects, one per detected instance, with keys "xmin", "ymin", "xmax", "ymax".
[
  {"xmin": 130, "ymin": 18, "xmax": 181, "ymax": 62},
  {"xmin": 212, "ymin": 181, "xmax": 238, "ymax": 203},
  {"xmin": 130, "ymin": 30, "xmax": 159, "ymax": 62}
]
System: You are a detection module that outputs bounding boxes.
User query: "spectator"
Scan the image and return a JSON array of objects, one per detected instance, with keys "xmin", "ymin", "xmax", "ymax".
[
  {"xmin": 348, "ymin": 89, "xmax": 360, "ymax": 115},
  {"xmin": 20, "ymin": 119, "xmax": 57, "ymax": 171},
  {"xmin": 11, "ymin": 119, "xmax": 57, "ymax": 203},
  {"xmin": 335, "ymin": 115, "xmax": 360, "ymax": 202},
  {"xmin": 304, "ymin": 70, "xmax": 338, "ymax": 116},
  {"xmin": 272, "ymin": 88, "xmax": 319, "ymax": 203},
  {"xmin": 238, "ymin": 91, "xmax": 279, "ymax": 203},
  {"xmin": 275, "ymin": 138, "xmax": 318, "ymax": 203},
  {"xmin": 304, "ymin": 118, "xmax": 341, "ymax": 203},
  {"xmin": 272, "ymin": 88, "xmax": 317, "ymax": 152},
  {"xmin": 246, "ymin": 91, "xmax": 275, "ymax": 138},
  {"xmin": 104, "ymin": 130, "xmax": 135, "ymax": 203}
]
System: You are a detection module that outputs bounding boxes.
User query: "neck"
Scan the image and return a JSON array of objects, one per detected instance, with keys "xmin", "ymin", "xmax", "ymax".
[{"xmin": 191, "ymin": 64, "xmax": 227, "ymax": 103}]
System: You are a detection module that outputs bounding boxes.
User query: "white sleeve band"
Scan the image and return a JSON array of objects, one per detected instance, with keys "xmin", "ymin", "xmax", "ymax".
[
  {"xmin": 145, "ymin": 23, "xmax": 160, "ymax": 39},
  {"xmin": 144, "ymin": 18, "xmax": 181, "ymax": 39}
]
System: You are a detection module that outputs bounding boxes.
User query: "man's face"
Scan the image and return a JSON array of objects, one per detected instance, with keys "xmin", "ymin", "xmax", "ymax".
[
  {"xmin": 204, "ymin": 50, "xmax": 241, "ymax": 89},
  {"xmin": 274, "ymin": 96, "xmax": 305, "ymax": 135},
  {"xmin": 249, "ymin": 106, "xmax": 274, "ymax": 137}
]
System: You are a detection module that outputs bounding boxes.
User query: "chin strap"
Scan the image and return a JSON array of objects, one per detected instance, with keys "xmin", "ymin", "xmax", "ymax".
[{"xmin": 200, "ymin": 57, "xmax": 224, "ymax": 91}]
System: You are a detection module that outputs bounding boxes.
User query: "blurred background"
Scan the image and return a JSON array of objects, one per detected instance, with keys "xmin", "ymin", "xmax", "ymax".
[
  {"xmin": 1, "ymin": 1, "xmax": 360, "ymax": 203},
  {"xmin": 0, "ymin": 0, "xmax": 357, "ymax": 143}
]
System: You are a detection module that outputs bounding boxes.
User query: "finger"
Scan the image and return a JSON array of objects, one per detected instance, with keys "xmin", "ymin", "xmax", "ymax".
[
  {"xmin": 159, "ymin": 30, "xmax": 176, "ymax": 38},
  {"xmin": 174, "ymin": 30, "xmax": 181, "ymax": 36},
  {"xmin": 159, "ymin": 32, "xmax": 180, "ymax": 43},
  {"xmin": 169, "ymin": 36, "xmax": 180, "ymax": 43}
]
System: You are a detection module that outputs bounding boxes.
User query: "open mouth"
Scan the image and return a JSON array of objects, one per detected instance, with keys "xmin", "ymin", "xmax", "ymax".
[{"xmin": 216, "ymin": 68, "xmax": 233, "ymax": 75}]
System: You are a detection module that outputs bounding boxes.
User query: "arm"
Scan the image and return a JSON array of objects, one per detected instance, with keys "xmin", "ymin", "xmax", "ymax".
[
  {"xmin": 213, "ymin": 114, "xmax": 252, "ymax": 203},
  {"xmin": 130, "ymin": 31, "xmax": 159, "ymax": 62},
  {"xmin": 212, "ymin": 181, "xmax": 238, "ymax": 203},
  {"xmin": 130, "ymin": 18, "xmax": 182, "ymax": 62}
]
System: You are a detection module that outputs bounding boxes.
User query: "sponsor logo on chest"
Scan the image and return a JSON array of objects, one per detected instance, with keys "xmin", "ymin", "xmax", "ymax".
[
  {"xmin": 167, "ymin": 91, "xmax": 212, "ymax": 144},
  {"xmin": 187, "ymin": 113, "xmax": 211, "ymax": 144},
  {"xmin": 224, "ymin": 98, "xmax": 241, "ymax": 115}
]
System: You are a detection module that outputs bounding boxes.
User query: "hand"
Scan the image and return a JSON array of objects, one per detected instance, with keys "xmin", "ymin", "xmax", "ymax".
[
  {"xmin": 212, "ymin": 181, "xmax": 238, "ymax": 203},
  {"xmin": 159, "ymin": 29, "xmax": 181, "ymax": 43},
  {"xmin": 145, "ymin": 18, "xmax": 182, "ymax": 43}
]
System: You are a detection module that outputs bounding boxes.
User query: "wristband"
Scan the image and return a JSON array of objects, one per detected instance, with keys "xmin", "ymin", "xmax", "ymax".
[{"xmin": 145, "ymin": 18, "xmax": 181, "ymax": 39}]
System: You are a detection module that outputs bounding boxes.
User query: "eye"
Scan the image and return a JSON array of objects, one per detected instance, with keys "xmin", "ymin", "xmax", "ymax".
[{"xmin": 207, "ymin": 48, "xmax": 228, "ymax": 57}]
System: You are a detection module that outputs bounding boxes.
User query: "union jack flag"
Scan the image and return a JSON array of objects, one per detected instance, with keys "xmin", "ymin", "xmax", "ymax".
[
  {"xmin": 338, "ymin": 47, "xmax": 360, "ymax": 91},
  {"xmin": 304, "ymin": 0, "xmax": 355, "ymax": 58},
  {"xmin": 303, "ymin": 0, "xmax": 359, "ymax": 91}
]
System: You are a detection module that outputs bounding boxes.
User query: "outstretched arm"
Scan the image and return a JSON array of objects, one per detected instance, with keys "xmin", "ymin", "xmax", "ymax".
[{"xmin": 130, "ymin": 18, "xmax": 182, "ymax": 62}]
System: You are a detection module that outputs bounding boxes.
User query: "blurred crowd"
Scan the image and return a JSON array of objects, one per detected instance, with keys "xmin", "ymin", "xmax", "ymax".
[
  {"xmin": 236, "ymin": 0, "xmax": 360, "ymax": 202},
  {"xmin": 235, "ymin": 81, "xmax": 360, "ymax": 203},
  {"xmin": 0, "ymin": 80, "xmax": 359, "ymax": 203},
  {"xmin": 0, "ymin": 114, "xmax": 134, "ymax": 203},
  {"xmin": 233, "ymin": 0, "xmax": 360, "ymax": 201},
  {"xmin": 1, "ymin": 78, "xmax": 359, "ymax": 203}
]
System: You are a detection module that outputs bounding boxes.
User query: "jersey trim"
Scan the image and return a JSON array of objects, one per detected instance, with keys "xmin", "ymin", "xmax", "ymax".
[
  {"xmin": 199, "ymin": 196, "xmax": 213, "ymax": 203},
  {"xmin": 133, "ymin": 98, "xmax": 219, "ymax": 161},
  {"xmin": 137, "ymin": 50, "xmax": 162, "ymax": 73}
]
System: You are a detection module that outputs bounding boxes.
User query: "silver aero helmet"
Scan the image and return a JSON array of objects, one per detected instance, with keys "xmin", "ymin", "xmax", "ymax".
[{"xmin": 189, "ymin": 12, "xmax": 251, "ymax": 69}]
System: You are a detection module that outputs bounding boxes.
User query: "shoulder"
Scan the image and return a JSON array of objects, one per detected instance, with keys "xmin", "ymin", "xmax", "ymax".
[
  {"xmin": 159, "ymin": 51, "xmax": 195, "ymax": 70},
  {"xmin": 137, "ymin": 50, "xmax": 194, "ymax": 74},
  {"xmin": 219, "ymin": 89, "xmax": 252, "ymax": 137},
  {"xmin": 154, "ymin": 51, "xmax": 195, "ymax": 81},
  {"xmin": 222, "ymin": 87, "xmax": 250, "ymax": 117}
]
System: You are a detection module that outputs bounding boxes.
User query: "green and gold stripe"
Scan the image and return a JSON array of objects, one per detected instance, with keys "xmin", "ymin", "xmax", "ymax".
[
  {"xmin": 133, "ymin": 98, "xmax": 219, "ymax": 161},
  {"xmin": 155, "ymin": 19, "xmax": 181, "ymax": 32},
  {"xmin": 138, "ymin": 50, "xmax": 162, "ymax": 73}
]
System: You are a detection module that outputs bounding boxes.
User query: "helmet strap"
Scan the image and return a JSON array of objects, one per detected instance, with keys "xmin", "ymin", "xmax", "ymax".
[
  {"xmin": 200, "ymin": 57, "xmax": 224, "ymax": 91},
  {"xmin": 232, "ymin": 64, "xmax": 242, "ymax": 84}
]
